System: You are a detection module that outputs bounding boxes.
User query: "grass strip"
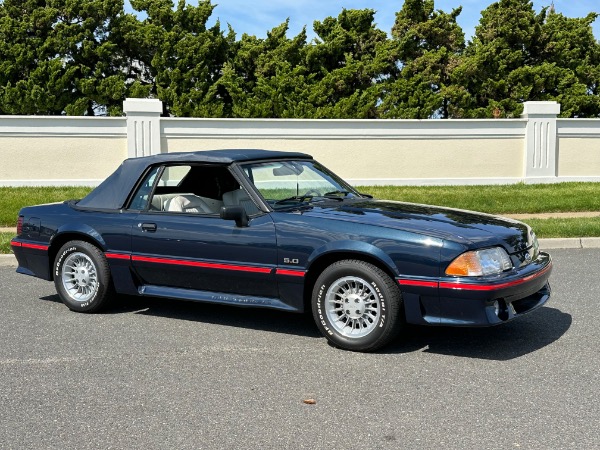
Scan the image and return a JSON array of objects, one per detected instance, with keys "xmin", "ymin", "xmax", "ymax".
[
  {"xmin": 2, "ymin": 183, "xmax": 600, "ymax": 226},
  {"xmin": 0, "ymin": 232, "xmax": 14, "ymax": 254},
  {"xmin": 0, "ymin": 187, "xmax": 92, "ymax": 227},
  {"xmin": 357, "ymin": 182, "xmax": 600, "ymax": 215},
  {"xmin": 1, "ymin": 184, "xmax": 600, "ymax": 249}
]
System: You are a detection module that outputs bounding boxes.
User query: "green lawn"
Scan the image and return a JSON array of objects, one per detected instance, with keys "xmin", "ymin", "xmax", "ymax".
[
  {"xmin": 2, "ymin": 183, "xmax": 600, "ymax": 227},
  {"xmin": 357, "ymin": 182, "xmax": 600, "ymax": 214},
  {"xmin": 1, "ymin": 232, "xmax": 14, "ymax": 254},
  {"xmin": 0, "ymin": 187, "xmax": 92, "ymax": 227},
  {"xmin": 1, "ymin": 184, "xmax": 599, "ymax": 254}
]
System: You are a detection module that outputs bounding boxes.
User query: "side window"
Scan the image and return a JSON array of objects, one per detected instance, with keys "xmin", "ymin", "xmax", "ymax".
[
  {"xmin": 158, "ymin": 166, "xmax": 191, "ymax": 187},
  {"xmin": 128, "ymin": 166, "xmax": 161, "ymax": 210},
  {"xmin": 148, "ymin": 165, "xmax": 224, "ymax": 215}
]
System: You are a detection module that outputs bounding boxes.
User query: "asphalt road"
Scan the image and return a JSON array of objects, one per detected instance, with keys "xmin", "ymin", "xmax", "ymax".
[{"xmin": 0, "ymin": 249, "xmax": 598, "ymax": 450}]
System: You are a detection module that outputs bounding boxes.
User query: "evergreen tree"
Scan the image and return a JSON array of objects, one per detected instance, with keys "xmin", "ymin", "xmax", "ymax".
[
  {"xmin": 127, "ymin": 0, "xmax": 230, "ymax": 117},
  {"xmin": 306, "ymin": 8, "xmax": 396, "ymax": 118},
  {"xmin": 455, "ymin": 0, "xmax": 600, "ymax": 117},
  {"xmin": 0, "ymin": 0, "xmax": 133, "ymax": 115},
  {"xmin": 216, "ymin": 21, "xmax": 311, "ymax": 118},
  {"xmin": 0, "ymin": 0, "xmax": 597, "ymax": 118},
  {"xmin": 540, "ymin": 9, "xmax": 600, "ymax": 117},
  {"xmin": 381, "ymin": 0, "xmax": 465, "ymax": 119}
]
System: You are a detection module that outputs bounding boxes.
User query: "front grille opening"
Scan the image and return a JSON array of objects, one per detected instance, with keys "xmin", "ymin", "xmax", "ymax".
[
  {"xmin": 512, "ymin": 296, "xmax": 541, "ymax": 314},
  {"xmin": 496, "ymin": 299, "xmax": 509, "ymax": 321}
]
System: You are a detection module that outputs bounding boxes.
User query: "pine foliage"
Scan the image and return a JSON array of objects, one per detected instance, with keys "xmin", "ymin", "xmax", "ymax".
[{"xmin": 0, "ymin": 0, "xmax": 598, "ymax": 118}]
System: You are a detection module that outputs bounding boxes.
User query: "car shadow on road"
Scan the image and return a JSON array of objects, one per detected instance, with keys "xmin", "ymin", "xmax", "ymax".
[
  {"xmin": 38, "ymin": 295, "xmax": 570, "ymax": 357},
  {"xmin": 113, "ymin": 295, "xmax": 324, "ymax": 339},
  {"xmin": 39, "ymin": 293, "xmax": 322, "ymax": 338},
  {"xmin": 384, "ymin": 307, "xmax": 572, "ymax": 360}
]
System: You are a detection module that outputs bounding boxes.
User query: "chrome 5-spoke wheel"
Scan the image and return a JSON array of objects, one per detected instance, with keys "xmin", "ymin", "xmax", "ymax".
[
  {"xmin": 61, "ymin": 252, "xmax": 99, "ymax": 302},
  {"xmin": 54, "ymin": 240, "xmax": 114, "ymax": 313},
  {"xmin": 312, "ymin": 259, "xmax": 403, "ymax": 352},
  {"xmin": 325, "ymin": 276, "xmax": 381, "ymax": 338}
]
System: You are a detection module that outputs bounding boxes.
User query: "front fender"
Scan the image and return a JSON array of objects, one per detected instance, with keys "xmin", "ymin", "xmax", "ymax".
[{"xmin": 306, "ymin": 240, "xmax": 400, "ymax": 276}]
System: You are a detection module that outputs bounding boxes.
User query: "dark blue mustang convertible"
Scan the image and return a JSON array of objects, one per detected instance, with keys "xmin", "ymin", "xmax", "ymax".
[{"xmin": 12, "ymin": 149, "xmax": 552, "ymax": 351}]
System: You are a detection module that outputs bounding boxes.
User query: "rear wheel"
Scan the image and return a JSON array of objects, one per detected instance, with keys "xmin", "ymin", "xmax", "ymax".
[
  {"xmin": 53, "ymin": 240, "xmax": 114, "ymax": 313},
  {"xmin": 311, "ymin": 260, "xmax": 403, "ymax": 352}
]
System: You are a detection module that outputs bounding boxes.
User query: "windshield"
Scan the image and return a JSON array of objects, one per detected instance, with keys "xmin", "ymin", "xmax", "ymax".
[{"xmin": 240, "ymin": 160, "xmax": 362, "ymax": 210}]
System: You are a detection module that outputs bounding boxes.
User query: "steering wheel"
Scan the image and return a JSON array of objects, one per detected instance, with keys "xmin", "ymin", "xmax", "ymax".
[{"xmin": 303, "ymin": 189, "xmax": 322, "ymax": 197}]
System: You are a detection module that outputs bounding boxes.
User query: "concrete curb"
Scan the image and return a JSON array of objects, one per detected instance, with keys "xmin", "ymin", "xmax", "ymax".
[
  {"xmin": 538, "ymin": 237, "xmax": 600, "ymax": 249},
  {"xmin": 1, "ymin": 238, "xmax": 600, "ymax": 268},
  {"xmin": 0, "ymin": 255, "xmax": 17, "ymax": 267}
]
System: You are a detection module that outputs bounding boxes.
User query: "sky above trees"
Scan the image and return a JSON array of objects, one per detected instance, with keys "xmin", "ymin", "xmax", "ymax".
[{"xmin": 123, "ymin": 0, "xmax": 599, "ymax": 40}]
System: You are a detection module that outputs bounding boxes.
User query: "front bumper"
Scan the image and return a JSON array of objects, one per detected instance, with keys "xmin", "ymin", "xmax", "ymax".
[{"xmin": 397, "ymin": 252, "xmax": 552, "ymax": 326}]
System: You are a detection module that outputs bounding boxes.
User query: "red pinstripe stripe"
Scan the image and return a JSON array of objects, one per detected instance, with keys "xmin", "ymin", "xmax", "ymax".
[
  {"xmin": 398, "ymin": 263, "xmax": 551, "ymax": 292},
  {"xmin": 131, "ymin": 255, "xmax": 272, "ymax": 274},
  {"xmin": 275, "ymin": 269, "xmax": 306, "ymax": 277},
  {"xmin": 439, "ymin": 264, "xmax": 552, "ymax": 291},
  {"xmin": 105, "ymin": 253, "xmax": 131, "ymax": 260},
  {"xmin": 439, "ymin": 281, "xmax": 516, "ymax": 291},
  {"xmin": 14, "ymin": 242, "xmax": 49, "ymax": 251},
  {"xmin": 397, "ymin": 279, "xmax": 438, "ymax": 288}
]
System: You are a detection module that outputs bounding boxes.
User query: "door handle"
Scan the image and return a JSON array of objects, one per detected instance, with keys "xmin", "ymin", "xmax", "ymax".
[{"xmin": 140, "ymin": 222, "xmax": 157, "ymax": 232}]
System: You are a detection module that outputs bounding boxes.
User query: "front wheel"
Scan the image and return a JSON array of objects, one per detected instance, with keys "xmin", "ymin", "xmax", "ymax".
[
  {"xmin": 311, "ymin": 260, "xmax": 403, "ymax": 352},
  {"xmin": 53, "ymin": 240, "xmax": 115, "ymax": 313}
]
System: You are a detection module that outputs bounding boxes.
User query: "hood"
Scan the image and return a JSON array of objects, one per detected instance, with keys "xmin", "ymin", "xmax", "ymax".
[{"xmin": 302, "ymin": 199, "xmax": 531, "ymax": 254}]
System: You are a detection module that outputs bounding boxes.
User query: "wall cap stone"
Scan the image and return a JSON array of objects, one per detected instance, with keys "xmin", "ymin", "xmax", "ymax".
[
  {"xmin": 123, "ymin": 98, "xmax": 163, "ymax": 115},
  {"xmin": 522, "ymin": 101, "xmax": 561, "ymax": 117}
]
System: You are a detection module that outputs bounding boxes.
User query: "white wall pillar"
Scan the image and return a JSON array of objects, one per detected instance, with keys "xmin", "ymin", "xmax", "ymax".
[
  {"xmin": 123, "ymin": 98, "xmax": 163, "ymax": 158},
  {"xmin": 522, "ymin": 101, "xmax": 560, "ymax": 178}
]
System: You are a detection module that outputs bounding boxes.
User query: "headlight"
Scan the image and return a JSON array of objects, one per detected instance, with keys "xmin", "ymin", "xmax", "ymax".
[
  {"xmin": 530, "ymin": 230, "xmax": 540, "ymax": 260},
  {"xmin": 446, "ymin": 247, "xmax": 513, "ymax": 277}
]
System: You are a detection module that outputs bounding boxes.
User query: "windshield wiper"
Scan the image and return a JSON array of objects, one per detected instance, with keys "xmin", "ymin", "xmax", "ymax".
[
  {"xmin": 275, "ymin": 193, "xmax": 344, "ymax": 205},
  {"xmin": 324, "ymin": 190, "xmax": 351, "ymax": 197},
  {"xmin": 274, "ymin": 195, "xmax": 314, "ymax": 205}
]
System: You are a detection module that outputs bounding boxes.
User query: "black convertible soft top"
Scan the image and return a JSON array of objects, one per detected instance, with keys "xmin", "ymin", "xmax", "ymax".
[{"xmin": 77, "ymin": 149, "xmax": 312, "ymax": 210}]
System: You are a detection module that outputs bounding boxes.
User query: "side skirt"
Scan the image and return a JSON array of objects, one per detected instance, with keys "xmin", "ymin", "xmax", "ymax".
[{"xmin": 138, "ymin": 284, "xmax": 299, "ymax": 312}]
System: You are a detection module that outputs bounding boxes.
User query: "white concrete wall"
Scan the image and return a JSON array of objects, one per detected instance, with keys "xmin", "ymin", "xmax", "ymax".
[
  {"xmin": 0, "ymin": 100, "xmax": 599, "ymax": 186},
  {"xmin": 556, "ymin": 119, "xmax": 600, "ymax": 178},
  {"xmin": 161, "ymin": 118, "xmax": 527, "ymax": 185},
  {"xmin": 0, "ymin": 117, "xmax": 127, "ymax": 186}
]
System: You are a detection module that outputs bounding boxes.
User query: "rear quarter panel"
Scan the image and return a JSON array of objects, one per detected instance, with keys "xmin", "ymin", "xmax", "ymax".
[{"xmin": 15, "ymin": 202, "xmax": 135, "ymax": 281}]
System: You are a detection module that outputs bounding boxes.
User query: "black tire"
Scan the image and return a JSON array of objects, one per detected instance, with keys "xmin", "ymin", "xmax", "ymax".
[
  {"xmin": 53, "ymin": 240, "xmax": 115, "ymax": 313},
  {"xmin": 311, "ymin": 260, "xmax": 403, "ymax": 352}
]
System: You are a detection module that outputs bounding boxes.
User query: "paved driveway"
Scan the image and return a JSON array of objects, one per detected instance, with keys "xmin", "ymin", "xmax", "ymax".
[{"xmin": 0, "ymin": 249, "xmax": 598, "ymax": 449}]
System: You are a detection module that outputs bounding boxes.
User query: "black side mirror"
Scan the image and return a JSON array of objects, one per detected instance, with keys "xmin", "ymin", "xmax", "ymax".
[{"xmin": 220, "ymin": 205, "xmax": 249, "ymax": 227}]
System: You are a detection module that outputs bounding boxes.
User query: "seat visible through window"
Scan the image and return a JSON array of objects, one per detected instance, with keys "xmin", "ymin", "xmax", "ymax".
[
  {"xmin": 222, "ymin": 189, "xmax": 261, "ymax": 215},
  {"xmin": 165, "ymin": 194, "xmax": 213, "ymax": 214}
]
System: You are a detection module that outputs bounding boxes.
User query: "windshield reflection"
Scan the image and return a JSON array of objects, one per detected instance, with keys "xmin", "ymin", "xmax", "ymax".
[{"xmin": 241, "ymin": 160, "xmax": 362, "ymax": 209}]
